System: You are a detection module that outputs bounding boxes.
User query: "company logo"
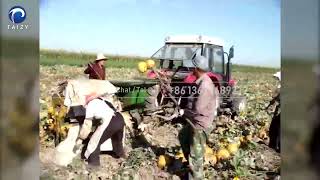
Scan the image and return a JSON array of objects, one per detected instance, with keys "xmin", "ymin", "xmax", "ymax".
[
  {"xmin": 7, "ymin": 6, "xmax": 29, "ymax": 30},
  {"xmin": 8, "ymin": 6, "xmax": 26, "ymax": 24}
]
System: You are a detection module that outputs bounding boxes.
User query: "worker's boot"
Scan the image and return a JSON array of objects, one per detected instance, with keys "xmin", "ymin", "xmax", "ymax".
[
  {"xmin": 86, "ymin": 163, "xmax": 101, "ymax": 172},
  {"xmin": 112, "ymin": 140, "xmax": 128, "ymax": 159},
  {"xmin": 115, "ymin": 149, "xmax": 128, "ymax": 159}
]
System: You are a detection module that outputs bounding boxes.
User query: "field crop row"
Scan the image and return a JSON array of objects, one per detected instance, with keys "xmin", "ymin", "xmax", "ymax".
[{"xmin": 40, "ymin": 49, "xmax": 278, "ymax": 73}]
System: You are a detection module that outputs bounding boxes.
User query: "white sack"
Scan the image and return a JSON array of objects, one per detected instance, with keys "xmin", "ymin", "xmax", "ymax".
[
  {"xmin": 53, "ymin": 125, "xmax": 80, "ymax": 166},
  {"xmin": 64, "ymin": 79, "xmax": 118, "ymax": 107}
]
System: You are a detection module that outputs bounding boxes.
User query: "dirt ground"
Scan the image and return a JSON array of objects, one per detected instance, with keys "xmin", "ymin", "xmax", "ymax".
[{"xmin": 39, "ymin": 65, "xmax": 281, "ymax": 180}]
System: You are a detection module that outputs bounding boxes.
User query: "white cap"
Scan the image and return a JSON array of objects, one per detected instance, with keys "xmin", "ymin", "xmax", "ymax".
[
  {"xmin": 95, "ymin": 53, "xmax": 108, "ymax": 61},
  {"xmin": 273, "ymin": 71, "xmax": 281, "ymax": 81}
]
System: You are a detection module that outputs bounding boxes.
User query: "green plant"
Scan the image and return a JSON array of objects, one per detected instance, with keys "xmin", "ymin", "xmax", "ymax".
[
  {"xmin": 40, "ymin": 49, "xmax": 150, "ymax": 68},
  {"xmin": 230, "ymin": 150, "xmax": 252, "ymax": 178}
]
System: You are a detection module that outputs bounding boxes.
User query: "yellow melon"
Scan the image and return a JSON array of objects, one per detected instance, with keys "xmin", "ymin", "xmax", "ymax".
[
  {"xmin": 158, "ymin": 155, "xmax": 167, "ymax": 169},
  {"xmin": 217, "ymin": 149, "xmax": 230, "ymax": 160},
  {"xmin": 205, "ymin": 145, "xmax": 214, "ymax": 155},
  {"xmin": 146, "ymin": 59, "xmax": 155, "ymax": 69},
  {"xmin": 138, "ymin": 61, "xmax": 148, "ymax": 73},
  {"xmin": 175, "ymin": 150, "xmax": 187, "ymax": 162},
  {"xmin": 227, "ymin": 143, "xmax": 239, "ymax": 155}
]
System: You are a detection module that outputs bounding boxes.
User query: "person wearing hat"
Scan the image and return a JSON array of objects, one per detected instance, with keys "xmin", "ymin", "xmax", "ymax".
[
  {"xmin": 178, "ymin": 55, "xmax": 218, "ymax": 179},
  {"xmin": 84, "ymin": 53, "xmax": 108, "ymax": 80}
]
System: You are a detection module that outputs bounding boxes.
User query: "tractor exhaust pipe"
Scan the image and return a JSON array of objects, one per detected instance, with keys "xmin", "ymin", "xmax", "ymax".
[
  {"xmin": 224, "ymin": 52, "xmax": 231, "ymax": 83},
  {"xmin": 225, "ymin": 46, "xmax": 234, "ymax": 84},
  {"xmin": 226, "ymin": 60, "xmax": 231, "ymax": 83}
]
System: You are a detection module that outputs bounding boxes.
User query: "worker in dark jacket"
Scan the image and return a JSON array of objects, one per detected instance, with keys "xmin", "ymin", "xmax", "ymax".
[{"xmin": 84, "ymin": 53, "xmax": 107, "ymax": 80}]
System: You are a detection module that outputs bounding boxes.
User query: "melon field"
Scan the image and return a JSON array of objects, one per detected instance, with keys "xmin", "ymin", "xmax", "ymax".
[{"xmin": 39, "ymin": 50, "xmax": 281, "ymax": 179}]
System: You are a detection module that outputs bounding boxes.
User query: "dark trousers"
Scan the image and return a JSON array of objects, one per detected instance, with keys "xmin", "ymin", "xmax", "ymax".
[
  {"xmin": 87, "ymin": 112, "xmax": 126, "ymax": 166},
  {"xmin": 269, "ymin": 113, "xmax": 280, "ymax": 153}
]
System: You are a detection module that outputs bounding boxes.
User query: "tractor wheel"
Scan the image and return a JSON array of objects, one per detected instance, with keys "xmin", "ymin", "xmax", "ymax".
[
  {"xmin": 230, "ymin": 93, "xmax": 246, "ymax": 118},
  {"xmin": 145, "ymin": 85, "xmax": 161, "ymax": 111}
]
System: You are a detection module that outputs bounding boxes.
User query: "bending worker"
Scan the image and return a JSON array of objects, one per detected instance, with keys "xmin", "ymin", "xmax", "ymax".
[
  {"xmin": 74, "ymin": 94, "xmax": 127, "ymax": 168},
  {"xmin": 84, "ymin": 53, "xmax": 108, "ymax": 80},
  {"xmin": 179, "ymin": 55, "xmax": 218, "ymax": 179}
]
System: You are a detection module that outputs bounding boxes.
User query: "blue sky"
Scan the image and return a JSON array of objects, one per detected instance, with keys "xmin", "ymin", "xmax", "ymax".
[{"xmin": 40, "ymin": 0, "xmax": 280, "ymax": 67}]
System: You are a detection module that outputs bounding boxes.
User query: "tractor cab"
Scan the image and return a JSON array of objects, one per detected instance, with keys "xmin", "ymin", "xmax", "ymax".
[{"xmin": 151, "ymin": 35, "xmax": 234, "ymax": 85}]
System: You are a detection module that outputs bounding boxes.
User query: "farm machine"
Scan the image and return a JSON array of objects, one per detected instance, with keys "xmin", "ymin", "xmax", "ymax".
[{"xmin": 111, "ymin": 35, "xmax": 246, "ymax": 122}]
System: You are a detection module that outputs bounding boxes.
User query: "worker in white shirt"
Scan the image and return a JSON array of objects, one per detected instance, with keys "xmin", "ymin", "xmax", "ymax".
[{"xmin": 73, "ymin": 95, "xmax": 127, "ymax": 168}]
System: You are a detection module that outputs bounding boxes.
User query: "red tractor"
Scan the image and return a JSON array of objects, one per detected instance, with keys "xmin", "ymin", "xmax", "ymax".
[
  {"xmin": 136, "ymin": 35, "xmax": 246, "ymax": 120},
  {"xmin": 110, "ymin": 35, "xmax": 246, "ymax": 123}
]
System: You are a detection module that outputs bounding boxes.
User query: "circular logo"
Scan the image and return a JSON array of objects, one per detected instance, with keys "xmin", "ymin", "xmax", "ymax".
[{"xmin": 8, "ymin": 6, "xmax": 26, "ymax": 24}]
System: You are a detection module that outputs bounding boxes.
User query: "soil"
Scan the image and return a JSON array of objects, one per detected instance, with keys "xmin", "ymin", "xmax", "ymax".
[{"xmin": 39, "ymin": 66, "xmax": 281, "ymax": 180}]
